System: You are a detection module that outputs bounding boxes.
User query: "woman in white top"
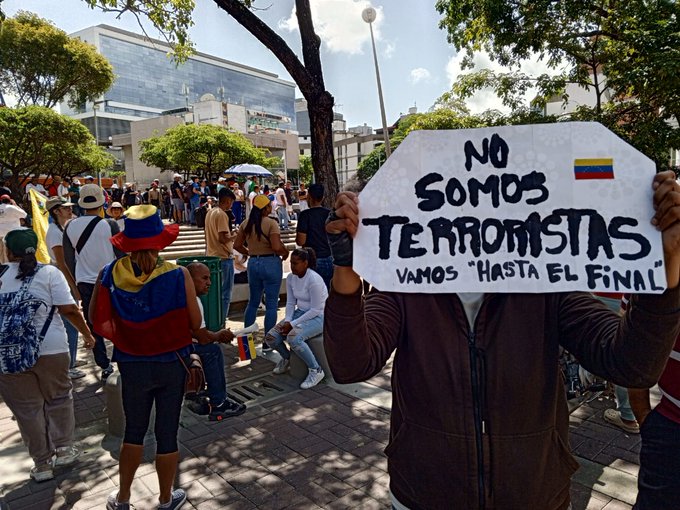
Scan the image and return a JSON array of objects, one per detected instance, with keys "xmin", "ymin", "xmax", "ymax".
[
  {"xmin": 264, "ymin": 247, "xmax": 328, "ymax": 389},
  {"xmin": 45, "ymin": 197, "xmax": 85, "ymax": 380},
  {"xmin": 0, "ymin": 229, "xmax": 95, "ymax": 482}
]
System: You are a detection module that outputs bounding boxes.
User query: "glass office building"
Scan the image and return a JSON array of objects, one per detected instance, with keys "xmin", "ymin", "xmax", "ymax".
[{"xmin": 64, "ymin": 25, "xmax": 296, "ymax": 141}]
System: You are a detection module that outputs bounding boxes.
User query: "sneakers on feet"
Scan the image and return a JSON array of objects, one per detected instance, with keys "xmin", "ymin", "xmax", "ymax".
[
  {"xmin": 209, "ymin": 398, "xmax": 247, "ymax": 421},
  {"xmin": 603, "ymin": 408, "xmax": 640, "ymax": 434},
  {"xmin": 101, "ymin": 364, "xmax": 114, "ymax": 382},
  {"xmin": 68, "ymin": 368, "xmax": 86, "ymax": 380},
  {"xmin": 106, "ymin": 490, "xmax": 135, "ymax": 510},
  {"xmin": 29, "ymin": 462, "xmax": 54, "ymax": 482},
  {"xmin": 54, "ymin": 446, "xmax": 80, "ymax": 466},
  {"xmin": 300, "ymin": 368, "xmax": 325, "ymax": 389},
  {"xmin": 272, "ymin": 358, "xmax": 290, "ymax": 375},
  {"xmin": 158, "ymin": 488, "xmax": 187, "ymax": 510}
]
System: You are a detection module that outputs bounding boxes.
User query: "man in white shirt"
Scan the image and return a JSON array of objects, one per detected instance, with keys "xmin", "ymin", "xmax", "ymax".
[
  {"xmin": 63, "ymin": 184, "xmax": 122, "ymax": 381},
  {"xmin": 0, "ymin": 195, "xmax": 27, "ymax": 263},
  {"xmin": 275, "ymin": 182, "xmax": 289, "ymax": 231},
  {"xmin": 186, "ymin": 262, "xmax": 246, "ymax": 421},
  {"xmin": 24, "ymin": 176, "xmax": 47, "ymax": 196}
]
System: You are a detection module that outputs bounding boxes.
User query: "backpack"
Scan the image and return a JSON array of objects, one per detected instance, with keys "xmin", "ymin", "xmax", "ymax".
[{"xmin": 0, "ymin": 265, "xmax": 56, "ymax": 374}]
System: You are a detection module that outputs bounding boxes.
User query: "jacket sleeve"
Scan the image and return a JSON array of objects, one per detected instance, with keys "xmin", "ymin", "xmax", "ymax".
[
  {"xmin": 558, "ymin": 288, "xmax": 680, "ymax": 388},
  {"xmin": 323, "ymin": 286, "xmax": 401, "ymax": 384}
]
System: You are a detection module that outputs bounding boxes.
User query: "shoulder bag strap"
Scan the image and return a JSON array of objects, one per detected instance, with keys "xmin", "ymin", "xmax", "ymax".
[
  {"xmin": 37, "ymin": 306, "xmax": 57, "ymax": 343},
  {"xmin": 76, "ymin": 216, "xmax": 103, "ymax": 254}
]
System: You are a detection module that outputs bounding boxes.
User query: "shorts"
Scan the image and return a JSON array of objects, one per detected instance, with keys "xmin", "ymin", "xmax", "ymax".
[{"xmin": 172, "ymin": 198, "xmax": 185, "ymax": 211}]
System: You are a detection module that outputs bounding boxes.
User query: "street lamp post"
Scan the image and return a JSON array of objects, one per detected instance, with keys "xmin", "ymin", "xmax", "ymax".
[{"xmin": 362, "ymin": 6, "xmax": 391, "ymax": 159}]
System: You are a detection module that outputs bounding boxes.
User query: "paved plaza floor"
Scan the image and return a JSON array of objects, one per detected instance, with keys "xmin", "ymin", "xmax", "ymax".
[{"xmin": 0, "ymin": 305, "xmax": 644, "ymax": 509}]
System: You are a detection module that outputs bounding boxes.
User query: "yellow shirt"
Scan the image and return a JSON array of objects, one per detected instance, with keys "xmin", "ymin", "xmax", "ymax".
[{"xmin": 204, "ymin": 207, "xmax": 233, "ymax": 259}]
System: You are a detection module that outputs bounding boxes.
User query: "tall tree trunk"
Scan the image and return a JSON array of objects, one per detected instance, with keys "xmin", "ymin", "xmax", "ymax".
[{"xmin": 307, "ymin": 90, "xmax": 338, "ymax": 208}]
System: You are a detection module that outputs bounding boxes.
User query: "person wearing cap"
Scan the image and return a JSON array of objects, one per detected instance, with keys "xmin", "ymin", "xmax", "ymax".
[
  {"xmin": 0, "ymin": 229, "xmax": 96, "ymax": 482},
  {"xmin": 216, "ymin": 176, "xmax": 226, "ymax": 194},
  {"xmin": 58, "ymin": 178, "xmax": 71, "ymax": 201},
  {"xmin": 234, "ymin": 194, "xmax": 289, "ymax": 339},
  {"xmin": 108, "ymin": 202, "xmax": 126, "ymax": 231},
  {"xmin": 188, "ymin": 176, "xmax": 201, "ymax": 225},
  {"xmin": 68, "ymin": 179, "xmax": 81, "ymax": 216},
  {"xmin": 90, "ymin": 205, "xmax": 201, "ymax": 510},
  {"xmin": 63, "ymin": 184, "xmax": 123, "ymax": 382},
  {"xmin": 0, "ymin": 194, "xmax": 27, "ymax": 263},
  {"xmin": 47, "ymin": 176, "xmax": 62, "ymax": 198},
  {"xmin": 170, "ymin": 174, "xmax": 185, "ymax": 224},
  {"xmin": 45, "ymin": 197, "xmax": 86, "ymax": 380}
]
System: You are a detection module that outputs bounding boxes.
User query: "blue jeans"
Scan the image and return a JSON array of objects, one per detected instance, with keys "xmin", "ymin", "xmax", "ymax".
[
  {"xmin": 189, "ymin": 198, "xmax": 200, "ymax": 223},
  {"xmin": 265, "ymin": 308, "xmax": 323, "ymax": 370},
  {"xmin": 232, "ymin": 201, "xmax": 243, "ymax": 225},
  {"xmin": 614, "ymin": 384, "xmax": 636, "ymax": 422},
  {"xmin": 635, "ymin": 409, "xmax": 680, "ymax": 509},
  {"xmin": 63, "ymin": 316, "xmax": 79, "ymax": 369},
  {"xmin": 192, "ymin": 343, "xmax": 226, "ymax": 404},
  {"xmin": 315, "ymin": 256, "xmax": 334, "ymax": 290},
  {"xmin": 220, "ymin": 258, "xmax": 234, "ymax": 325},
  {"xmin": 277, "ymin": 206, "xmax": 289, "ymax": 230},
  {"xmin": 244, "ymin": 256, "xmax": 282, "ymax": 334}
]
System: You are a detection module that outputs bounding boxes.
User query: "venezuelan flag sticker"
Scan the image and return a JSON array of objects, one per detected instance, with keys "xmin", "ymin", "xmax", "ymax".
[
  {"xmin": 237, "ymin": 334, "xmax": 257, "ymax": 361},
  {"xmin": 574, "ymin": 158, "xmax": 614, "ymax": 180}
]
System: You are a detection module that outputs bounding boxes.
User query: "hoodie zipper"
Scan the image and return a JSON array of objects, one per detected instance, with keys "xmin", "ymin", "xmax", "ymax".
[{"xmin": 468, "ymin": 329, "xmax": 486, "ymax": 509}]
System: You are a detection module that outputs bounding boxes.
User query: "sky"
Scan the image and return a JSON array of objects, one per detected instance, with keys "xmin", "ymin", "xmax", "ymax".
[{"xmin": 3, "ymin": 0, "xmax": 548, "ymax": 128}]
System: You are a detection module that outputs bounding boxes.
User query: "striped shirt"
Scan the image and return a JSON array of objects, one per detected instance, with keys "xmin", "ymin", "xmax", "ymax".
[{"xmin": 622, "ymin": 294, "xmax": 680, "ymax": 424}]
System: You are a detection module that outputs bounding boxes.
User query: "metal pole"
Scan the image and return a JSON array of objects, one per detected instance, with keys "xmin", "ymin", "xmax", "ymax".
[
  {"xmin": 93, "ymin": 104, "xmax": 99, "ymax": 146},
  {"xmin": 367, "ymin": 20, "xmax": 391, "ymax": 158}
]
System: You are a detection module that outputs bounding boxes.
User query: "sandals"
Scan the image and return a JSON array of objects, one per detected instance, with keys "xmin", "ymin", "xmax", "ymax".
[{"xmin": 603, "ymin": 408, "xmax": 640, "ymax": 434}]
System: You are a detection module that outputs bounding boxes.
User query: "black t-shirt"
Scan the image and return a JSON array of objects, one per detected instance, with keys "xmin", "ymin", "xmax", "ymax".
[
  {"xmin": 296, "ymin": 207, "xmax": 331, "ymax": 258},
  {"xmin": 170, "ymin": 181, "xmax": 183, "ymax": 200}
]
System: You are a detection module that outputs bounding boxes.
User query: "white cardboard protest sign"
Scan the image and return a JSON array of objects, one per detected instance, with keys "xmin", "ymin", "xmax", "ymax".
[{"xmin": 354, "ymin": 122, "xmax": 665, "ymax": 293}]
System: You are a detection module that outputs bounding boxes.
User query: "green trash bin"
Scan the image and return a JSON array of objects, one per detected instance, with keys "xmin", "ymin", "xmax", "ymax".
[{"xmin": 176, "ymin": 256, "xmax": 223, "ymax": 331}]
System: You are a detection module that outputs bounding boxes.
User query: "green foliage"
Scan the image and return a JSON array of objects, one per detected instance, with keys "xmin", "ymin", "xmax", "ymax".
[
  {"xmin": 83, "ymin": 0, "xmax": 196, "ymax": 62},
  {"xmin": 0, "ymin": 106, "xmax": 114, "ymax": 194},
  {"xmin": 0, "ymin": 11, "xmax": 114, "ymax": 108},
  {"xmin": 435, "ymin": 0, "xmax": 680, "ymax": 170},
  {"xmin": 139, "ymin": 123, "xmax": 277, "ymax": 180},
  {"xmin": 295, "ymin": 155, "xmax": 315, "ymax": 186}
]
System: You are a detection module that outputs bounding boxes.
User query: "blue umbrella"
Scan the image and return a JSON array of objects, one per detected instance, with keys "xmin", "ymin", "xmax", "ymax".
[{"xmin": 225, "ymin": 164, "xmax": 273, "ymax": 177}]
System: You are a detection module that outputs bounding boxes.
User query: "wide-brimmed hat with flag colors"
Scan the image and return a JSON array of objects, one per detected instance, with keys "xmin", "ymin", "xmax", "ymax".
[{"xmin": 110, "ymin": 205, "xmax": 179, "ymax": 252}]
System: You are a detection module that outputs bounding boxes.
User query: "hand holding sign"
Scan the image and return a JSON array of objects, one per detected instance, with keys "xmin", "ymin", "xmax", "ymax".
[{"xmin": 653, "ymin": 171, "xmax": 680, "ymax": 289}]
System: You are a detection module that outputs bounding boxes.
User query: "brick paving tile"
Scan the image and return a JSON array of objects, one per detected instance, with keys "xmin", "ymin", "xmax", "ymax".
[
  {"xmin": 195, "ymin": 497, "xmax": 256, "ymax": 510},
  {"xmin": 296, "ymin": 481, "xmax": 338, "ymax": 507},
  {"xmin": 569, "ymin": 431, "xmax": 589, "ymax": 451},
  {"xmin": 571, "ymin": 483, "xmax": 612, "ymax": 510},
  {"xmin": 361, "ymin": 473, "xmax": 391, "ymax": 501},
  {"xmin": 326, "ymin": 488, "xmax": 383, "ymax": 509},
  {"xmin": 233, "ymin": 482, "xmax": 273, "ymax": 506},
  {"xmin": 576, "ymin": 420, "xmax": 622, "ymax": 444},
  {"xmin": 610, "ymin": 433, "xmax": 641, "ymax": 451},
  {"xmin": 573, "ymin": 437, "xmax": 609, "ymax": 461}
]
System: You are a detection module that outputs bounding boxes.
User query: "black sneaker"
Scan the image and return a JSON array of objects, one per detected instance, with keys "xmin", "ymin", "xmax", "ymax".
[
  {"xmin": 185, "ymin": 397, "xmax": 210, "ymax": 416},
  {"xmin": 209, "ymin": 398, "xmax": 246, "ymax": 421},
  {"xmin": 101, "ymin": 365, "xmax": 114, "ymax": 382}
]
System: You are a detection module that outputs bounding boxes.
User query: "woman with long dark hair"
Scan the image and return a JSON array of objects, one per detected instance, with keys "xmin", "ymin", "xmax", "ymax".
[
  {"xmin": 90, "ymin": 205, "xmax": 201, "ymax": 510},
  {"xmin": 234, "ymin": 194, "xmax": 289, "ymax": 336},
  {"xmin": 265, "ymin": 247, "xmax": 327, "ymax": 389},
  {"xmin": 0, "ymin": 229, "xmax": 95, "ymax": 482}
]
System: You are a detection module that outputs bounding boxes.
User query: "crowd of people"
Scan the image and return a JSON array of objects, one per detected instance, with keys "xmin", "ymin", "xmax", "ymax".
[
  {"xmin": 4, "ymin": 168, "xmax": 680, "ymax": 509},
  {"xmin": 0, "ymin": 172, "xmax": 335, "ymax": 510}
]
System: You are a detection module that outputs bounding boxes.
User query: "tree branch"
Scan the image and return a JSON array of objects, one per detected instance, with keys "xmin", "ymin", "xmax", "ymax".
[
  {"xmin": 295, "ymin": 0, "xmax": 324, "ymax": 87},
  {"xmin": 212, "ymin": 0, "xmax": 314, "ymax": 92}
]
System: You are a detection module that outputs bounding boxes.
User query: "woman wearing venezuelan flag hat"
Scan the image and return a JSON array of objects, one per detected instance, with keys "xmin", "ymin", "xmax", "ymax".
[{"xmin": 90, "ymin": 205, "xmax": 201, "ymax": 510}]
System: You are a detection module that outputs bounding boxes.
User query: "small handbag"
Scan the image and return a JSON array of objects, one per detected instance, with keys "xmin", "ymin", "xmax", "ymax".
[{"xmin": 176, "ymin": 352, "xmax": 206, "ymax": 397}]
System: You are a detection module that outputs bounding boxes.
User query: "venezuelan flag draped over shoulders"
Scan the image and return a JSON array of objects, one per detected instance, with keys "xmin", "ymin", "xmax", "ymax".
[{"xmin": 93, "ymin": 256, "xmax": 192, "ymax": 356}]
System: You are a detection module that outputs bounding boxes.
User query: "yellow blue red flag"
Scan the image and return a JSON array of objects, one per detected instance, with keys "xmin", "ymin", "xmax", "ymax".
[
  {"xmin": 237, "ymin": 334, "xmax": 257, "ymax": 361},
  {"xmin": 574, "ymin": 158, "xmax": 614, "ymax": 180}
]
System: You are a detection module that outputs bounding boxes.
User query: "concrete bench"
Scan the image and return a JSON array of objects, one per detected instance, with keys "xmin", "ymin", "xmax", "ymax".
[{"xmin": 289, "ymin": 334, "xmax": 335, "ymax": 385}]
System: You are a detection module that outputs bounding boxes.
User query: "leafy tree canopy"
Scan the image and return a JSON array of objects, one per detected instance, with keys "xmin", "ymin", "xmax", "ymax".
[
  {"xmin": 435, "ymin": 0, "xmax": 680, "ymax": 170},
  {"xmin": 295, "ymin": 155, "xmax": 315, "ymax": 186},
  {"xmin": 139, "ymin": 123, "xmax": 279, "ymax": 180},
  {"xmin": 0, "ymin": 106, "xmax": 114, "ymax": 195},
  {"xmin": 0, "ymin": 11, "xmax": 114, "ymax": 108}
]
